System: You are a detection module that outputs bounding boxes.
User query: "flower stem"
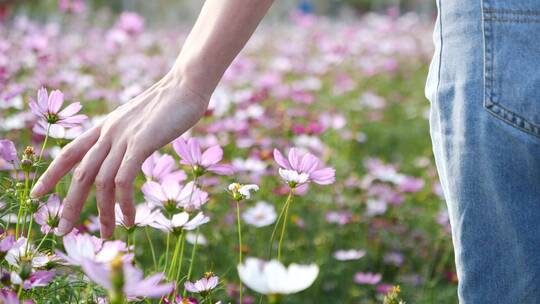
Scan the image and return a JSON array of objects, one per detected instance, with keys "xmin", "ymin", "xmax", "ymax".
[
  {"xmin": 236, "ymin": 201, "xmax": 244, "ymax": 304},
  {"xmin": 145, "ymin": 227, "xmax": 158, "ymax": 270},
  {"xmin": 183, "ymin": 227, "xmax": 200, "ymax": 297},
  {"xmin": 277, "ymin": 196, "xmax": 292, "ymax": 262},
  {"xmin": 267, "ymin": 190, "xmax": 294, "ymax": 259},
  {"xmin": 174, "ymin": 232, "xmax": 186, "ymax": 284},
  {"xmin": 164, "ymin": 232, "xmax": 170, "ymax": 272}
]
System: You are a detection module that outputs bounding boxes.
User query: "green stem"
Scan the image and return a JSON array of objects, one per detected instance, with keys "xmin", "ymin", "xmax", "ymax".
[
  {"xmin": 164, "ymin": 232, "xmax": 170, "ymax": 272},
  {"xmin": 174, "ymin": 232, "xmax": 186, "ymax": 284},
  {"xmin": 145, "ymin": 228, "xmax": 158, "ymax": 270},
  {"xmin": 183, "ymin": 228, "xmax": 200, "ymax": 297},
  {"xmin": 30, "ymin": 124, "xmax": 51, "ymax": 189},
  {"xmin": 168, "ymin": 232, "xmax": 184, "ymax": 279},
  {"xmin": 268, "ymin": 190, "xmax": 294, "ymax": 259},
  {"xmin": 277, "ymin": 197, "xmax": 292, "ymax": 262},
  {"xmin": 236, "ymin": 201, "xmax": 244, "ymax": 304}
]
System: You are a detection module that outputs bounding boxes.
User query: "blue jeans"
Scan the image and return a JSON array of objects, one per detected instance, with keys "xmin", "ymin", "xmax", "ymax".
[{"xmin": 426, "ymin": 0, "xmax": 540, "ymax": 302}]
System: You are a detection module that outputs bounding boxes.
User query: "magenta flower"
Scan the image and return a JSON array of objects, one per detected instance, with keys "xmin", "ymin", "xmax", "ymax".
[
  {"xmin": 11, "ymin": 270, "xmax": 55, "ymax": 290},
  {"xmin": 0, "ymin": 289, "xmax": 18, "ymax": 304},
  {"xmin": 34, "ymin": 194, "xmax": 63, "ymax": 234},
  {"xmin": 184, "ymin": 274, "xmax": 219, "ymax": 294},
  {"xmin": 163, "ymin": 295, "xmax": 199, "ymax": 304},
  {"xmin": 354, "ymin": 272, "xmax": 382, "ymax": 285},
  {"xmin": 29, "ymin": 87, "xmax": 87, "ymax": 127},
  {"xmin": 82, "ymin": 259, "xmax": 173, "ymax": 299},
  {"xmin": 273, "ymin": 148, "xmax": 335, "ymax": 187},
  {"xmin": 173, "ymin": 137, "xmax": 233, "ymax": 176},
  {"xmin": 142, "ymin": 152, "xmax": 187, "ymax": 182}
]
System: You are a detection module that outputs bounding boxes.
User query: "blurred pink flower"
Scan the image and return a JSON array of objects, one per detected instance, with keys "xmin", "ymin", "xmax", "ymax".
[
  {"xmin": 58, "ymin": 0, "xmax": 85, "ymax": 14},
  {"xmin": 354, "ymin": 272, "xmax": 382, "ymax": 285},
  {"xmin": 0, "ymin": 139, "xmax": 17, "ymax": 162},
  {"xmin": 173, "ymin": 137, "xmax": 233, "ymax": 176},
  {"xmin": 29, "ymin": 87, "xmax": 87, "ymax": 127},
  {"xmin": 0, "ymin": 289, "xmax": 19, "ymax": 304},
  {"xmin": 163, "ymin": 296, "xmax": 199, "ymax": 304},
  {"xmin": 82, "ymin": 260, "xmax": 173, "ymax": 299},
  {"xmin": 115, "ymin": 12, "xmax": 145, "ymax": 36},
  {"xmin": 114, "ymin": 203, "xmax": 160, "ymax": 229},
  {"xmin": 273, "ymin": 148, "xmax": 335, "ymax": 187}
]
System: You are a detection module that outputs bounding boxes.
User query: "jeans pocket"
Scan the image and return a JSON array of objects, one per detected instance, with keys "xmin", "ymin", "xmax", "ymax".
[{"xmin": 482, "ymin": 0, "xmax": 540, "ymax": 138}]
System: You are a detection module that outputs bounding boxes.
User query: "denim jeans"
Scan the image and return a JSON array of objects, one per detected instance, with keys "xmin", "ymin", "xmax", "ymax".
[{"xmin": 425, "ymin": 0, "xmax": 540, "ymax": 302}]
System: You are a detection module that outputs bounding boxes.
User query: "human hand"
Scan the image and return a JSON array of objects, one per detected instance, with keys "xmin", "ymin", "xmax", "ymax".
[{"xmin": 30, "ymin": 73, "xmax": 210, "ymax": 238}]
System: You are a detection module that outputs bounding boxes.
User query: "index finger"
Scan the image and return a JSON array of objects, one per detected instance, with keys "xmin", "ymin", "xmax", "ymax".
[{"xmin": 30, "ymin": 126, "xmax": 101, "ymax": 197}]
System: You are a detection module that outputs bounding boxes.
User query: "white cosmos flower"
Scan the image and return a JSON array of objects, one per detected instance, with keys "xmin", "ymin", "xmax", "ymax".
[
  {"xmin": 333, "ymin": 249, "xmax": 366, "ymax": 261},
  {"xmin": 154, "ymin": 211, "xmax": 210, "ymax": 232},
  {"xmin": 238, "ymin": 257, "xmax": 319, "ymax": 295},
  {"xmin": 242, "ymin": 201, "xmax": 277, "ymax": 227},
  {"xmin": 114, "ymin": 202, "xmax": 160, "ymax": 228},
  {"xmin": 228, "ymin": 183, "xmax": 259, "ymax": 200},
  {"xmin": 278, "ymin": 169, "xmax": 309, "ymax": 184},
  {"xmin": 5, "ymin": 237, "xmax": 49, "ymax": 269}
]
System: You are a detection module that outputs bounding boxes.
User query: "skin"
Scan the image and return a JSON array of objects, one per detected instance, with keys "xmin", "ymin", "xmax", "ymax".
[{"xmin": 30, "ymin": 0, "xmax": 274, "ymax": 238}]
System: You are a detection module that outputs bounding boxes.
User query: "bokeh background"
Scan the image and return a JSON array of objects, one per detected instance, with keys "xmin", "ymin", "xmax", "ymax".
[{"xmin": 0, "ymin": 1, "xmax": 460, "ymax": 303}]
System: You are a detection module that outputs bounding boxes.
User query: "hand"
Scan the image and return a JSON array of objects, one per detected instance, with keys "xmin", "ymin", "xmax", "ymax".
[{"xmin": 30, "ymin": 73, "xmax": 210, "ymax": 238}]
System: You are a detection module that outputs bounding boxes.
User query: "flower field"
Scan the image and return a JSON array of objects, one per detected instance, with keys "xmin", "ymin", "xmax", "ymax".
[{"xmin": 0, "ymin": 8, "xmax": 458, "ymax": 304}]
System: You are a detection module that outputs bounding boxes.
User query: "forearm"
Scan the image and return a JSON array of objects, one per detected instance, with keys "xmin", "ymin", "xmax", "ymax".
[{"xmin": 171, "ymin": 0, "xmax": 274, "ymax": 98}]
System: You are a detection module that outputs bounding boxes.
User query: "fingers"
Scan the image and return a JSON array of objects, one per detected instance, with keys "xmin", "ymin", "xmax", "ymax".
[
  {"xmin": 31, "ymin": 126, "xmax": 101, "ymax": 197},
  {"xmin": 95, "ymin": 145, "xmax": 126, "ymax": 239},
  {"xmin": 57, "ymin": 140, "xmax": 111, "ymax": 235},
  {"xmin": 115, "ymin": 144, "xmax": 146, "ymax": 231}
]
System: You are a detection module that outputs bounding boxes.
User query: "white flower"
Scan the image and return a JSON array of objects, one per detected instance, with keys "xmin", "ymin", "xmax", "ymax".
[
  {"xmin": 278, "ymin": 169, "xmax": 309, "ymax": 184},
  {"xmin": 333, "ymin": 249, "xmax": 366, "ymax": 261},
  {"xmin": 154, "ymin": 212, "xmax": 210, "ymax": 232},
  {"xmin": 114, "ymin": 202, "xmax": 160, "ymax": 228},
  {"xmin": 366, "ymin": 199, "xmax": 387, "ymax": 216},
  {"xmin": 55, "ymin": 233, "xmax": 130, "ymax": 266},
  {"xmin": 237, "ymin": 257, "xmax": 319, "ymax": 295},
  {"xmin": 186, "ymin": 232, "xmax": 207, "ymax": 246},
  {"xmin": 5, "ymin": 237, "xmax": 49, "ymax": 269},
  {"xmin": 228, "ymin": 183, "xmax": 259, "ymax": 200},
  {"xmin": 242, "ymin": 201, "xmax": 277, "ymax": 227}
]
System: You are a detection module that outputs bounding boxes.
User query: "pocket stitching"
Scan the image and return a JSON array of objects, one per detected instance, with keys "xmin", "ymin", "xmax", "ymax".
[{"xmin": 482, "ymin": 5, "xmax": 540, "ymax": 139}]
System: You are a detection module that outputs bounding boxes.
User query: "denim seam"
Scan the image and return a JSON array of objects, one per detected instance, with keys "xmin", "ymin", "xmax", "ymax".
[
  {"xmin": 435, "ymin": 0, "xmax": 443, "ymax": 106},
  {"xmin": 484, "ymin": 17, "xmax": 540, "ymax": 24},
  {"xmin": 482, "ymin": 1, "xmax": 540, "ymax": 139},
  {"xmin": 483, "ymin": 8, "xmax": 540, "ymax": 16}
]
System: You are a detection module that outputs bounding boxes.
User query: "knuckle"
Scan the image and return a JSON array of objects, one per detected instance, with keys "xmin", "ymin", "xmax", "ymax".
[
  {"xmin": 72, "ymin": 166, "xmax": 89, "ymax": 183},
  {"xmin": 114, "ymin": 176, "xmax": 131, "ymax": 189},
  {"xmin": 95, "ymin": 176, "xmax": 112, "ymax": 191}
]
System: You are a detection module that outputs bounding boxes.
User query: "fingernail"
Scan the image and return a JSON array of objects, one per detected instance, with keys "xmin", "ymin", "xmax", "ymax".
[
  {"xmin": 57, "ymin": 218, "xmax": 72, "ymax": 235},
  {"xmin": 30, "ymin": 181, "xmax": 43, "ymax": 197}
]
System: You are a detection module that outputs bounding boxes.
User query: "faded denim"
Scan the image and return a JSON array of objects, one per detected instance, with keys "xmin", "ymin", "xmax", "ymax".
[{"xmin": 425, "ymin": 0, "xmax": 540, "ymax": 302}]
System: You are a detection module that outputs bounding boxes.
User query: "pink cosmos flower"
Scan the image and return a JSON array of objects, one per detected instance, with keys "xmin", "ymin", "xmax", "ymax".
[
  {"xmin": 0, "ymin": 289, "xmax": 19, "ymax": 304},
  {"xmin": 82, "ymin": 260, "xmax": 173, "ymax": 299},
  {"xmin": 11, "ymin": 270, "xmax": 55, "ymax": 290},
  {"xmin": 354, "ymin": 272, "xmax": 382, "ymax": 285},
  {"xmin": 273, "ymin": 148, "xmax": 335, "ymax": 187},
  {"xmin": 142, "ymin": 179, "xmax": 208, "ymax": 211},
  {"xmin": 173, "ymin": 137, "xmax": 234, "ymax": 176},
  {"xmin": 29, "ymin": 87, "xmax": 87, "ymax": 127},
  {"xmin": 34, "ymin": 194, "xmax": 63, "ymax": 234},
  {"xmin": 184, "ymin": 274, "xmax": 219, "ymax": 294},
  {"xmin": 0, "ymin": 235, "xmax": 15, "ymax": 253},
  {"xmin": 56, "ymin": 232, "xmax": 131, "ymax": 266},
  {"xmin": 142, "ymin": 153, "xmax": 187, "ymax": 182},
  {"xmin": 33, "ymin": 121, "xmax": 83, "ymax": 140}
]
